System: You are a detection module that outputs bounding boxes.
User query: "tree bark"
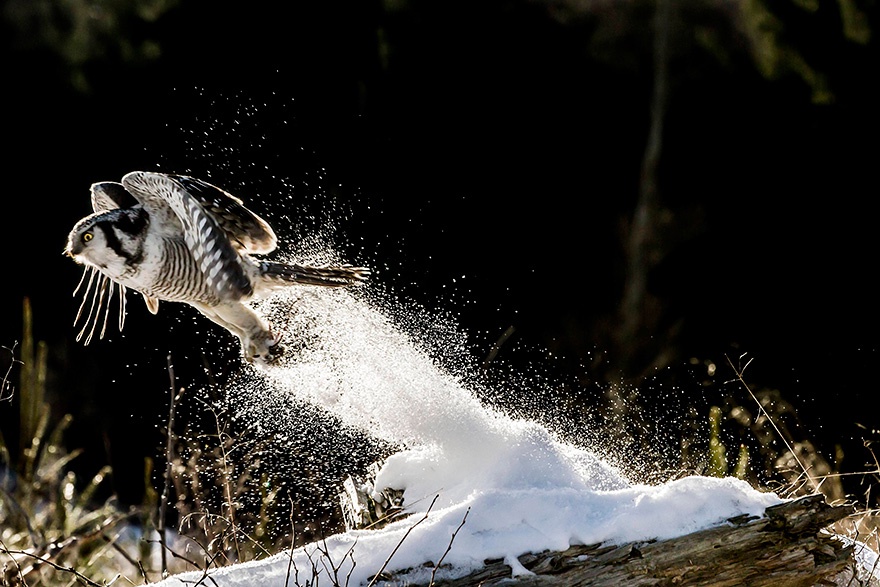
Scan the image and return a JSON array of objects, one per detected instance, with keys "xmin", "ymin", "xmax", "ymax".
[{"xmin": 409, "ymin": 494, "xmax": 875, "ymax": 587}]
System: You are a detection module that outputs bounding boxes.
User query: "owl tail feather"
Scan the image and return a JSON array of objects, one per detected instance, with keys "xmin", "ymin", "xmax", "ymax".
[{"xmin": 260, "ymin": 261, "xmax": 370, "ymax": 287}]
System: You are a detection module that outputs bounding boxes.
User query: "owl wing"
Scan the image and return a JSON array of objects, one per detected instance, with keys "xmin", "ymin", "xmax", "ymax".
[
  {"xmin": 121, "ymin": 171, "xmax": 255, "ymax": 301},
  {"xmin": 166, "ymin": 174, "xmax": 278, "ymax": 255},
  {"xmin": 90, "ymin": 181, "xmax": 140, "ymax": 212}
]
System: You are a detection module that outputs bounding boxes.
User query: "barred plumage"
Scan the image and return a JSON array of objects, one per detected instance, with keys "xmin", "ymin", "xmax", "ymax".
[{"xmin": 65, "ymin": 171, "xmax": 370, "ymax": 364}]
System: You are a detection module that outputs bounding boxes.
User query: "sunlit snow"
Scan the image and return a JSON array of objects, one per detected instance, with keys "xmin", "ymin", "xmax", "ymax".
[{"xmin": 148, "ymin": 281, "xmax": 785, "ymax": 587}]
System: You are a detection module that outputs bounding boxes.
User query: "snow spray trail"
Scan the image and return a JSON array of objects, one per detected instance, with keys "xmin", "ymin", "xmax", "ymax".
[
  {"xmin": 150, "ymin": 260, "xmax": 785, "ymax": 587},
  {"xmin": 232, "ymin": 281, "xmax": 631, "ymax": 511}
]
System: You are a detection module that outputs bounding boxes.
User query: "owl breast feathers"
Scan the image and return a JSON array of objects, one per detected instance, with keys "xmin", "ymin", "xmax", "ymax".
[{"xmin": 65, "ymin": 171, "xmax": 369, "ymax": 364}]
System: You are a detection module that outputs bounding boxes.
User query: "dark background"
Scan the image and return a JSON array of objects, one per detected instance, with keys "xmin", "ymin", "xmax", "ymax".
[{"xmin": 2, "ymin": 0, "xmax": 878, "ymax": 505}]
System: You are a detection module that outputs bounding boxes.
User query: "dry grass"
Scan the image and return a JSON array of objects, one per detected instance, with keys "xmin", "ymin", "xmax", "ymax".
[{"xmin": 3, "ymin": 299, "xmax": 880, "ymax": 585}]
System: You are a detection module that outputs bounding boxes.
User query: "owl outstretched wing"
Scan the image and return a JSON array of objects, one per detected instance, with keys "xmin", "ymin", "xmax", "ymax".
[
  {"xmin": 90, "ymin": 181, "xmax": 139, "ymax": 213},
  {"xmin": 121, "ymin": 171, "xmax": 255, "ymax": 301},
  {"xmin": 167, "ymin": 174, "xmax": 277, "ymax": 255}
]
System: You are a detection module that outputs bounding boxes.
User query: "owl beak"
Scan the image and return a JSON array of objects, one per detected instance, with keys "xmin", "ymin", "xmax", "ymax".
[{"xmin": 65, "ymin": 241, "xmax": 82, "ymax": 258}]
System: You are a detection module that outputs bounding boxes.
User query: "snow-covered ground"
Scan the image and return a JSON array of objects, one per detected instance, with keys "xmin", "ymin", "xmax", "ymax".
[{"xmin": 148, "ymin": 284, "xmax": 785, "ymax": 587}]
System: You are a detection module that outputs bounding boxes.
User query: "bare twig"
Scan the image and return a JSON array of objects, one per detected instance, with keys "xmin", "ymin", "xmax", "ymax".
[
  {"xmin": 209, "ymin": 402, "xmax": 242, "ymax": 561},
  {"xmin": 184, "ymin": 550, "xmax": 225, "ymax": 587},
  {"xmin": 179, "ymin": 512, "xmax": 273, "ymax": 560},
  {"xmin": 0, "ymin": 537, "xmax": 27, "ymax": 586},
  {"xmin": 4, "ymin": 510, "xmax": 138, "ymax": 581},
  {"xmin": 142, "ymin": 536, "xmax": 205, "ymax": 572},
  {"xmin": 144, "ymin": 532, "xmax": 215, "ymax": 571},
  {"xmin": 284, "ymin": 495, "xmax": 299, "ymax": 587},
  {"xmin": 314, "ymin": 529, "xmax": 358, "ymax": 587},
  {"xmin": 100, "ymin": 531, "xmax": 146, "ymax": 581},
  {"xmin": 367, "ymin": 495, "xmax": 439, "ymax": 587},
  {"xmin": 159, "ymin": 354, "xmax": 186, "ymax": 577},
  {"xmin": 430, "ymin": 506, "xmax": 470, "ymax": 586},
  {"xmin": 0, "ymin": 484, "xmax": 40, "ymax": 546},
  {"xmin": 1, "ymin": 342, "xmax": 21, "ymax": 402},
  {"xmin": 345, "ymin": 548, "xmax": 358, "ymax": 587},
  {"xmin": 302, "ymin": 542, "xmax": 321, "ymax": 583},
  {"xmin": 1, "ymin": 548, "xmax": 106, "ymax": 587},
  {"xmin": 725, "ymin": 354, "xmax": 812, "ymax": 490}
]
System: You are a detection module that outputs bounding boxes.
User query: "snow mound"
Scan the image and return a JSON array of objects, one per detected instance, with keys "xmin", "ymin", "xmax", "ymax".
[{"xmin": 149, "ymin": 286, "xmax": 783, "ymax": 586}]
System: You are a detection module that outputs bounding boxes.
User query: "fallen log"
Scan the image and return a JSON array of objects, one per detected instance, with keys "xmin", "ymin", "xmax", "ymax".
[{"xmin": 403, "ymin": 494, "xmax": 877, "ymax": 586}]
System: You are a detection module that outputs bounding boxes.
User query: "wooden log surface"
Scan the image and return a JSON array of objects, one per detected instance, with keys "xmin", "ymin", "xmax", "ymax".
[{"xmin": 396, "ymin": 494, "xmax": 877, "ymax": 587}]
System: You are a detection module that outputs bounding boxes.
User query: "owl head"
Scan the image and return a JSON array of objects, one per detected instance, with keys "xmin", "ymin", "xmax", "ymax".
[{"xmin": 65, "ymin": 208, "xmax": 148, "ymax": 276}]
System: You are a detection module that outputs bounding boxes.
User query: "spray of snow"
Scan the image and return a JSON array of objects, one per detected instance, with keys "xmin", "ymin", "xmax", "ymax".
[{"xmin": 148, "ymin": 279, "xmax": 784, "ymax": 587}]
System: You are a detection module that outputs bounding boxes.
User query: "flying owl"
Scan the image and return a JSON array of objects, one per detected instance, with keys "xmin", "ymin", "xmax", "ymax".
[{"xmin": 65, "ymin": 171, "xmax": 369, "ymax": 364}]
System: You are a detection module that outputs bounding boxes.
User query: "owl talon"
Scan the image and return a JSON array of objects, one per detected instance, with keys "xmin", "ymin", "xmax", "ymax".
[
  {"xmin": 246, "ymin": 334, "xmax": 285, "ymax": 365},
  {"xmin": 264, "ymin": 341, "xmax": 285, "ymax": 364}
]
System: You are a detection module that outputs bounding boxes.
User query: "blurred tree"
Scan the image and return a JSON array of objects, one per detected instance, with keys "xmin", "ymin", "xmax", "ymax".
[
  {"xmin": 532, "ymin": 0, "xmax": 874, "ymax": 379},
  {"xmin": 2, "ymin": 0, "xmax": 178, "ymax": 92}
]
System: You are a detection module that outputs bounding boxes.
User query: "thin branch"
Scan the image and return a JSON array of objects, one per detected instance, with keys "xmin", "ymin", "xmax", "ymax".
[
  {"xmin": 0, "ymin": 484, "xmax": 40, "ymax": 545},
  {"xmin": 208, "ymin": 403, "xmax": 242, "ymax": 562},
  {"xmin": 302, "ymin": 543, "xmax": 321, "ymax": 584},
  {"xmin": 100, "ymin": 531, "xmax": 145, "ymax": 582},
  {"xmin": 367, "ymin": 495, "xmax": 439, "ymax": 587},
  {"xmin": 142, "ymin": 536, "xmax": 205, "ymax": 572},
  {"xmin": 725, "ymin": 354, "xmax": 812, "ymax": 490},
  {"xmin": 1, "ymin": 342, "xmax": 21, "ymax": 402},
  {"xmin": 1, "ymin": 548, "xmax": 107, "ymax": 587},
  {"xmin": 284, "ymin": 495, "xmax": 299, "ymax": 587},
  {"xmin": 345, "ymin": 548, "xmax": 358, "ymax": 587},
  {"xmin": 179, "ymin": 512, "xmax": 272, "ymax": 560},
  {"xmin": 430, "ymin": 506, "xmax": 470, "ymax": 586},
  {"xmin": 4, "ymin": 509, "xmax": 138, "ymax": 582},
  {"xmin": 181, "ymin": 550, "xmax": 224, "ymax": 587},
  {"xmin": 315, "ymin": 529, "xmax": 358, "ymax": 587},
  {"xmin": 159, "ymin": 354, "xmax": 185, "ymax": 577},
  {"xmin": 0, "ymin": 537, "xmax": 27, "ymax": 586}
]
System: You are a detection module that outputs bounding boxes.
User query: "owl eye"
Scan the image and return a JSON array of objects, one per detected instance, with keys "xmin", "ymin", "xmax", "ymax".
[{"xmin": 82, "ymin": 232, "xmax": 94, "ymax": 243}]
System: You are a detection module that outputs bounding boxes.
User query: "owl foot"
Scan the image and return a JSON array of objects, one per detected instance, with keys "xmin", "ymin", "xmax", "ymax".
[{"xmin": 244, "ymin": 332, "xmax": 285, "ymax": 366}]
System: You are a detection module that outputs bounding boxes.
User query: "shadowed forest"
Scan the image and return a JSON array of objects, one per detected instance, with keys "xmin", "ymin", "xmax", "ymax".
[{"xmin": 2, "ymin": 0, "xmax": 880, "ymax": 582}]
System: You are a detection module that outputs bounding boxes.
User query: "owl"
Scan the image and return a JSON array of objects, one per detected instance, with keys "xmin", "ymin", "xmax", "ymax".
[{"xmin": 65, "ymin": 171, "xmax": 369, "ymax": 364}]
